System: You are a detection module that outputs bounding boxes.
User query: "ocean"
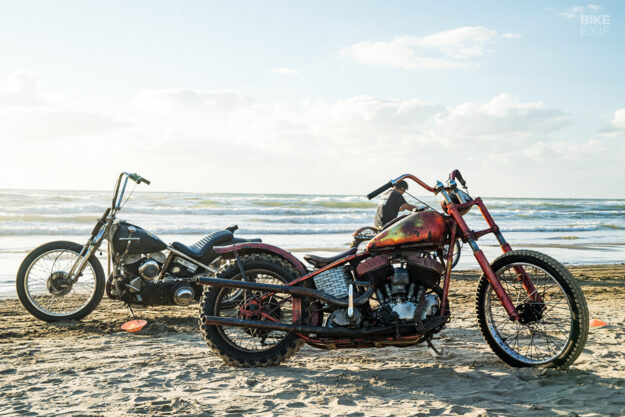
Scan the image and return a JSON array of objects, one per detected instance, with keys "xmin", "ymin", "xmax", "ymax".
[{"xmin": 1, "ymin": 189, "xmax": 624, "ymax": 297}]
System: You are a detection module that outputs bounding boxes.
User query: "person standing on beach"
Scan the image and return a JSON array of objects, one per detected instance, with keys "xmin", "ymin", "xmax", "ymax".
[{"xmin": 374, "ymin": 180, "xmax": 417, "ymax": 229}]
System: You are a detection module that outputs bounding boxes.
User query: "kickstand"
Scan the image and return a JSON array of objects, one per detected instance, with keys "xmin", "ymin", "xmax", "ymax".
[
  {"xmin": 426, "ymin": 337, "xmax": 444, "ymax": 358},
  {"xmin": 126, "ymin": 303, "xmax": 136, "ymax": 319}
]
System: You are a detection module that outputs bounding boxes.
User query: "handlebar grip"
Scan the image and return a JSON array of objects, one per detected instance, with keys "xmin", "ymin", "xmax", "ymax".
[
  {"xmin": 451, "ymin": 170, "xmax": 466, "ymax": 187},
  {"xmin": 367, "ymin": 181, "xmax": 393, "ymax": 200},
  {"xmin": 128, "ymin": 173, "xmax": 150, "ymax": 185}
]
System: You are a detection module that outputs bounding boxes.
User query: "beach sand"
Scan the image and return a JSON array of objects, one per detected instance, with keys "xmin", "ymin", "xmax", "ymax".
[{"xmin": 1, "ymin": 264, "xmax": 624, "ymax": 416}]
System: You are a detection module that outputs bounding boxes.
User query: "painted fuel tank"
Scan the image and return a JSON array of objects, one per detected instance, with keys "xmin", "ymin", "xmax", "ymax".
[
  {"xmin": 367, "ymin": 211, "xmax": 449, "ymax": 251},
  {"xmin": 112, "ymin": 221, "xmax": 167, "ymax": 254}
]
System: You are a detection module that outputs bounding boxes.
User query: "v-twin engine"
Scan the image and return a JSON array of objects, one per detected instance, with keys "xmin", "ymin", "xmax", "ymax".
[
  {"xmin": 316, "ymin": 252, "xmax": 444, "ymax": 329},
  {"xmin": 110, "ymin": 252, "xmax": 198, "ymax": 306}
]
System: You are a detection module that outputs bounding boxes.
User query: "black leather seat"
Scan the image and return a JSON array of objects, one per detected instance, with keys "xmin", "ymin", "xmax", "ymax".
[
  {"xmin": 172, "ymin": 230, "xmax": 234, "ymax": 259},
  {"xmin": 303, "ymin": 247, "xmax": 358, "ymax": 267},
  {"xmin": 172, "ymin": 230, "xmax": 262, "ymax": 264}
]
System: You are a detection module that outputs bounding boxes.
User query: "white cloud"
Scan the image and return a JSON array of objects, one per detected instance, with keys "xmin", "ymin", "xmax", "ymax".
[
  {"xmin": 522, "ymin": 139, "xmax": 602, "ymax": 163},
  {"xmin": 4, "ymin": 70, "xmax": 622, "ymax": 197},
  {"xmin": 270, "ymin": 67, "xmax": 299, "ymax": 76},
  {"xmin": 561, "ymin": 4, "xmax": 602, "ymax": 19},
  {"xmin": 123, "ymin": 91, "xmax": 572, "ymax": 191},
  {"xmin": 611, "ymin": 109, "xmax": 625, "ymax": 129},
  {"xmin": 1, "ymin": 108, "xmax": 131, "ymax": 141},
  {"xmin": 434, "ymin": 94, "xmax": 569, "ymax": 140},
  {"xmin": 0, "ymin": 69, "xmax": 130, "ymax": 141},
  {"xmin": 341, "ymin": 26, "xmax": 518, "ymax": 70},
  {"xmin": 135, "ymin": 88, "xmax": 254, "ymax": 113},
  {"xmin": 419, "ymin": 27, "xmax": 498, "ymax": 59},
  {"xmin": 130, "ymin": 93, "xmax": 445, "ymax": 158},
  {"xmin": 601, "ymin": 109, "xmax": 625, "ymax": 136},
  {"xmin": 0, "ymin": 69, "xmax": 46, "ymax": 107}
]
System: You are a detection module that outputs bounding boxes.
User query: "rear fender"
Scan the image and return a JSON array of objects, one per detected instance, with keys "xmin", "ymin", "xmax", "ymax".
[{"xmin": 213, "ymin": 242, "xmax": 308, "ymax": 275}]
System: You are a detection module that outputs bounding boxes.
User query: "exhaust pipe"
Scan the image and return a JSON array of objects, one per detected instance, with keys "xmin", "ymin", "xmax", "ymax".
[
  {"xmin": 200, "ymin": 315, "xmax": 443, "ymax": 338},
  {"xmin": 201, "ymin": 315, "xmax": 361, "ymax": 336},
  {"xmin": 196, "ymin": 276, "xmax": 375, "ymax": 308}
]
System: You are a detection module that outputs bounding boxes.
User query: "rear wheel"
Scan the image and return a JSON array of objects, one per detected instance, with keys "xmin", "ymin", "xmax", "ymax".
[
  {"xmin": 16, "ymin": 241, "xmax": 105, "ymax": 322},
  {"xmin": 199, "ymin": 254, "xmax": 310, "ymax": 367},
  {"xmin": 475, "ymin": 250, "xmax": 588, "ymax": 369}
]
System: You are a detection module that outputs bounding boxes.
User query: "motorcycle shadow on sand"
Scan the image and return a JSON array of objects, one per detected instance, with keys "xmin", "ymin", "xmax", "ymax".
[
  {"xmin": 0, "ymin": 297, "xmax": 199, "ymax": 339},
  {"xmin": 243, "ymin": 351, "xmax": 624, "ymax": 416}
]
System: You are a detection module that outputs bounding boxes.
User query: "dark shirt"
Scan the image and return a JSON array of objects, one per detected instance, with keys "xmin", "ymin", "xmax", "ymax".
[{"xmin": 374, "ymin": 190, "xmax": 407, "ymax": 228}]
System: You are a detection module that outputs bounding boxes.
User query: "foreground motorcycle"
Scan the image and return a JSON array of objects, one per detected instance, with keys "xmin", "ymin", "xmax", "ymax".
[
  {"xmin": 16, "ymin": 172, "xmax": 259, "ymax": 322},
  {"xmin": 198, "ymin": 170, "xmax": 588, "ymax": 369}
]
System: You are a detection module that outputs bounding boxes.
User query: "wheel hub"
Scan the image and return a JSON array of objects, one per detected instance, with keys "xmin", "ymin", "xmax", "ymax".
[
  {"xmin": 46, "ymin": 271, "xmax": 73, "ymax": 296},
  {"xmin": 516, "ymin": 302, "xmax": 544, "ymax": 325},
  {"xmin": 239, "ymin": 297, "xmax": 283, "ymax": 340},
  {"xmin": 239, "ymin": 299, "xmax": 263, "ymax": 319}
]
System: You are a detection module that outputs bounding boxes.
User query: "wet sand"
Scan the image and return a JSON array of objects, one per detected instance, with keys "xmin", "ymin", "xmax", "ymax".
[{"xmin": 1, "ymin": 264, "xmax": 624, "ymax": 416}]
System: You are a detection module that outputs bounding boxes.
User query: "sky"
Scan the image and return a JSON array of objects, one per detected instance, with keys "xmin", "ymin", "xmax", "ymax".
[{"xmin": 0, "ymin": 1, "xmax": 624, "ymax": 198}]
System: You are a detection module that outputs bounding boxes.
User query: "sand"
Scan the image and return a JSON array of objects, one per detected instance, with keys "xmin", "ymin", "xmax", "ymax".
[{"xmin": 1, "ymin": 264, "xmax": 625, "ymax": 417}]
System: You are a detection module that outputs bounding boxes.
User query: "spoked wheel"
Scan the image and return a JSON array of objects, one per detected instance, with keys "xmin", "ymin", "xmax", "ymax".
[
  {"xmin": 16, "ymin": 241, "xmax": 105, "ymax": 322},
  {"xmin": 476, "ymin": 250, "xmax": 588, "ymax": 369},
  {"xmin": 212, "ymin": 259, "xmax": 246, "ymax": 306},
  {"xmin": 200, "ymin": 254, "xmax": 310, "ymax": 367}
]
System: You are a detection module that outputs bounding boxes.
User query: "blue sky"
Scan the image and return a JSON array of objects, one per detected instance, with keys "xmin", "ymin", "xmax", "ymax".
[{"xmin": 0, "ymin": 1, "xmax": 624, "ymax": 197}]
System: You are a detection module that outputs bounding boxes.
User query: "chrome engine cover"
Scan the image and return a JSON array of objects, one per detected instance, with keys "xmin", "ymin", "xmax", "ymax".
[
  {"xmin": 139, "ymin": 260, "xmax": 160, "ymax": 280},
  {"xmin": 173, "ymin": 285, "xmax": 195, "ymax": 306},
  {"xmin": 389, "ymin": 300, "xmax": 418, "ymax": 321},
  {"xmin": 421, "ymin": 293, "xmax": 440, "ymax": 321}
]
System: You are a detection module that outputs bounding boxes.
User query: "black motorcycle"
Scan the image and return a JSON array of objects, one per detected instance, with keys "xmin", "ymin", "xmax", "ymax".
[{"xmin": 16, "ymin": 172, "xmax": 259, "ymax": 322}]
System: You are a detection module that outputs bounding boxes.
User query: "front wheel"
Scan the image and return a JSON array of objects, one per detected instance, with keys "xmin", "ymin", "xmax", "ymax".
[
  {"xmin": 475, "ymin": 250, "xmax": 588, "ymax": 369},
  {"xmin": 16, "ymin": 241, "xmax": 105, "ymax": 322}
]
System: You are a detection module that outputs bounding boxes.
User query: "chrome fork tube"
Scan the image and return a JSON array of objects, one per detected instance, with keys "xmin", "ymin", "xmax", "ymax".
[{"xmin": 67, "ymin": 228, "xmax": 106, "ymax": 282}]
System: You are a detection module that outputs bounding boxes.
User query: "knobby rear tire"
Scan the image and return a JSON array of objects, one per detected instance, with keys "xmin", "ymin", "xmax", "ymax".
[
  {"xmin": 475, "ymin": 250, "xmax": 588, "ymax": 369},
  {"xmin": 199, "ymin": 253, "xmax": 311, "ymax": 367}
]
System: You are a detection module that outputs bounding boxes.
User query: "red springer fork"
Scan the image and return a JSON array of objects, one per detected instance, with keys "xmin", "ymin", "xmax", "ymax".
[{"xmin": 447, "ymin": 203, "xmax": 525, "ymax": 321}]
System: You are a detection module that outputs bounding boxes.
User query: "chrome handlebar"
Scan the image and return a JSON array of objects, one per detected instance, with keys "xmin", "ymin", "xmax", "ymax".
[
  {"xmin": 111, "ymin": 172, "xmax": 150, "ymax": 211},
  {"xmin": 124, "ymin": 172, "xmax": 150, "ymax": 185}
]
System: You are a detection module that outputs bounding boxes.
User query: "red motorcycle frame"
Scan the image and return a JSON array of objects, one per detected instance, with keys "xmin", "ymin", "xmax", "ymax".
[{"xmin": 198, "ymin": 170, "xmax": 588, "ymax": 368}]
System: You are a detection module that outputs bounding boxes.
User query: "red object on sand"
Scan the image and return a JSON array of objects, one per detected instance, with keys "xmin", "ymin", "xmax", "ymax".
[
  {"xmin": 590, "ymin": 319, "xmax": 607, "ymax": 327},
  {"xmin": 121, "ymin": 319, "xmax": 147, "ymax": 332}
]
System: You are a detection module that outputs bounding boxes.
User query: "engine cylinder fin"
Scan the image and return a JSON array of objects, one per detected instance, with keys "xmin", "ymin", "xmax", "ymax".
[
  {"xmin": 405, "ymin": 254, "xmax": 443, "ymax": 288},
  {"xmin": 356, "ymin": 256, "xmax": 392, "ymax": 286}
]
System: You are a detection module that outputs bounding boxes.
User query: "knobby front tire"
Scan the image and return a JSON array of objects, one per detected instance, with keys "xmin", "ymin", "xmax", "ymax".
[
  {"xmin": 475, "ymin": 250, "xmax": 588, "ymax": 369},
  {"xmin": 16, "ymin": 241, "xmax": 105, "ymax": 322}
]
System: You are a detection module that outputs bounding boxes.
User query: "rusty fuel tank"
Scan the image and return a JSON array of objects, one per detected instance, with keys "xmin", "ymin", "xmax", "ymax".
[{"xmin": 367, "ymin": 210, "xmax": 449, "ymax": 251}]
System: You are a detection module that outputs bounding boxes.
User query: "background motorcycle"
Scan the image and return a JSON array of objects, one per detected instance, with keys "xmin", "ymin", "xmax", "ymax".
[
  {"xmin": 16, "ymin": 172, "xmax": 259, "ymax": 322},
  {"xmin": 197, "ymin": 170, "xmax": 588, "ymax": 370}
]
